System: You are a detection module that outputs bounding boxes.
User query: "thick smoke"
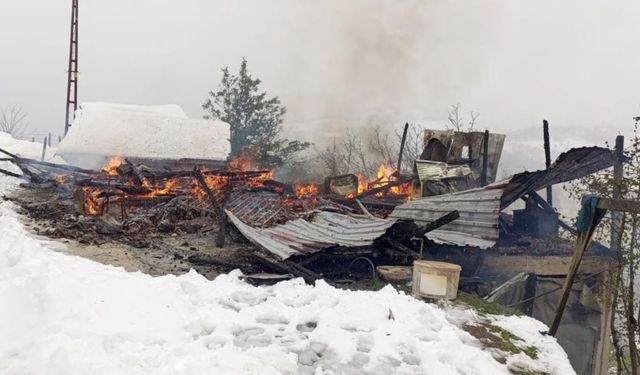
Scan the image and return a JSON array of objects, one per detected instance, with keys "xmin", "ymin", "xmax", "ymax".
[{"xmin": 1, "ymin": 0, "xmax": 639, "ymax": 149}]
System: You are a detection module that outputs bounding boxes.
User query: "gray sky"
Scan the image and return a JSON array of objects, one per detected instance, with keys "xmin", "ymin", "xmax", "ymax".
[{"xmin": 2, "ymin": 0, "xmax": 640, "ymax": 144}]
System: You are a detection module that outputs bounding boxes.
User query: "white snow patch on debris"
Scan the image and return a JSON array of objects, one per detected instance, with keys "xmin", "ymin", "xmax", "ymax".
[
  {"xmin": 0, "ymin": 134, "xmax": 574, "ymax": 375},
  {"xmin": 57, "ymin": 102, "xmax": 230, "ymax": 169}
]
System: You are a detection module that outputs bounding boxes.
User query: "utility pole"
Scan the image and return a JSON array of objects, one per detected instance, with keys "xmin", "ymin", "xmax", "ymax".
[{"xmin": 64, "ymin": 0, "xmax": 79, "ymax": 136}]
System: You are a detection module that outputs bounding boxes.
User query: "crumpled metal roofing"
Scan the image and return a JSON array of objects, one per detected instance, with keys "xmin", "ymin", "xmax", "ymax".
[
  {"xmin": 226, "ymin": 209, "xmax": 397, "ymax": 260},
  {"xmin": 390, "ymin": 183, "xmax": 504, "ymax": 249},
  {"xmin": 500, "ymin": 146, "xmax": 616, "ymax": 209},
  {"xmin": 229, "ymin": 146, "xmax": 616, "ymax": 256},
  {"xmin": 390, "ymin": 146, "xmax": 616, "ymax": 249}
]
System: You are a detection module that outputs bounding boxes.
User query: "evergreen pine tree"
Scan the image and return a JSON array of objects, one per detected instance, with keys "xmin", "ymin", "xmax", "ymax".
[{"xmin": 203, "ymin": 58, "xmax": 309, "ymax": 168}]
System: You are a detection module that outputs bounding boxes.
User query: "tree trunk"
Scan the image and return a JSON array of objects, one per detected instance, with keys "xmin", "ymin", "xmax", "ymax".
[{"xmin": 627, "ymin": 215, "xmax": 638, "ymax": 375}]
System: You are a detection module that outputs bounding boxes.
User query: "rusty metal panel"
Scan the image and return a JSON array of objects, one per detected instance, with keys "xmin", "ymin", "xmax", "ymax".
[{"xmin": 227, "ymin": 210, "xmax": 397, "ymax": 260}]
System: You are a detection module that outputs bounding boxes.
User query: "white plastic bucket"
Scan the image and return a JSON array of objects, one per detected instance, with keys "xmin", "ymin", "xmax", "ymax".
[{"xmin": 412, "ymin": 260, "xmax": 462, "ymax": 300}]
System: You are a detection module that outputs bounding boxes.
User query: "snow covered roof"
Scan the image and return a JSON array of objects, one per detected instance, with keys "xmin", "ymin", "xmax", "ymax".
[
  {"xmin": 77, "ymin": 102, "xmax": 188, "ymax": 118},
  {"xmin": 57, "ymin": 103, "xmax": 230, "ymax": 169}
]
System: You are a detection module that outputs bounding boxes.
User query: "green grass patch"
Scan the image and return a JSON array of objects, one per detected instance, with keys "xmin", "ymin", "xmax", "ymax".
[
  {"xmin": 463, "ymin": 322, "xmax": 539, "ymax": 360},
  {"xmin": 455, "ymin": 292, "xmax": 523, "ymax": 316}
]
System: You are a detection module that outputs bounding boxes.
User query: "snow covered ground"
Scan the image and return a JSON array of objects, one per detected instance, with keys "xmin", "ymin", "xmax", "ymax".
[{"xmin": 0, "ymin": 132, "xmax": 574, "ymax": 374}]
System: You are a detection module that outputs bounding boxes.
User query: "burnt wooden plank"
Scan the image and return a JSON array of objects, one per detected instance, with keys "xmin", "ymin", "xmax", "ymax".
[{"xmin": 412, "ymin": 210, "xmax": 460, "ymax": 237}]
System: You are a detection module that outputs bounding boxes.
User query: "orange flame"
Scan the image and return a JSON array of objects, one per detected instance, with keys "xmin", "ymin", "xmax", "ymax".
[
  {"xmin": 82, "ymin": 187, "xmax": 101, "ymax": 215},
  {"xmin": 54, "ymin": 175, "xmax": 66, "ymax": 185},
  {"xmin": 294, "ymin": 183, "xmax": 318, "ymax": 197},
  {"xmin": 347, "ymin": 162, "xmax": 412, "ymax": 199},
  {"xmin": 101, "ymin": 156, "xmax": 125, "ymax": 176},
  {"xmin": 228, "ymin": 151, "xmax": 254, "ymax": 171}
]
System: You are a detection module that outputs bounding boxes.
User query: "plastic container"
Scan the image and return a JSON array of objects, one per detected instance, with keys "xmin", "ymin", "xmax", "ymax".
[{"xmin": 412, "ymin": 260, "xmax": 462, "ymax": 300}]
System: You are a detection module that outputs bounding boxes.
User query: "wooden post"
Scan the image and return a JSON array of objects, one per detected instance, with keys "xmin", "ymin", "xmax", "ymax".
[
  {"xmin": 550, "ymin": 196, "xmax": 640, "ymax": 336},
  {"xmin": 216, "ymin": 181, "xmax": 231, "ymax": 248},
  {"xmin": 40, "ymin": 136, "xmax": 47, "ymax": 161},
  {"xmin": 194, "ymin": 168, "xmax": 226, "ymax": 248},
  {"xmin": 48, "ymin": 133, "xmax": 52, "ymax": 147},
  {"xmin": 396, "ymin": 123, "xmax": 409, "ymax": 173},
  {"xmin": 543, "ymin": 120, "xmax": 553, "ymax": 206},
  {"xmin": 611, "ymin": 135, "xmax": 624, "ymax": 252},
  {"xmin": 549, "ymin": 225, "xmax": 598, "ymax": 336},
  {"xmin": 58, "ymin": 135, "xmax": 62, "ymax": 143},
  {"xmin": 480, "ymin": 130, "xmax": 489, "ymax": 186},
  {"xmin": 31, "ymin": 137, "xmax": 34, "ymax": 142}
]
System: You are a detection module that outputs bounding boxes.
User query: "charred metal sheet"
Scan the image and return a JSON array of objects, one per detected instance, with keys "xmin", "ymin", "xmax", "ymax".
[
  {"xmin": 226, "ymin": 210, "xmax": 397, "ymax": 260},
  {"xmin": 414, "ymin": 160, "xmax": 473, "ymax": 181},
  {"xmin": 390, "ymin": 184, "xmax": 503, "ymax": 249},
  {"xmin": 500, "ymin": 146, "xmax": 616, "ymax": 209}
]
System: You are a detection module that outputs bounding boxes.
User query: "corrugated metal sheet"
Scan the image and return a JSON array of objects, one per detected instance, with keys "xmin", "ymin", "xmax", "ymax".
[
  {"xmin": 500, "ymin": 146, "xmax": 616, "ymax": 209},
  {"xmin": 229, "ymin": 146, "xmax": 616, "ymax": 256},
  {"xmin": 226, "ymin": 210, "xmax": 397, "ymax": 260},
  {"xmin": 390, "ymin": 184, "xmax": 504, "ymax": 249},
  {"xmin": 392, "ymin": 146, "xmax": 616, "ymax": 249}
]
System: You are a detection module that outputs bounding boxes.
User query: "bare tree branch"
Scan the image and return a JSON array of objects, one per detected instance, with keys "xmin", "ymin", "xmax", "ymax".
[
  {"xmin": 0, "ymin": 105, "xmax": 28, "ymax": 137},
  {"xmin": 446, "ymin": 103, "xmax": 479, "ymax": 132}
]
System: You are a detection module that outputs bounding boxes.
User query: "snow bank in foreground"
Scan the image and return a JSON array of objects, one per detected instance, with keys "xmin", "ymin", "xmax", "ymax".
[{"xmin": 0, "ymin": 134, "xmax": 574, "ymax": 374}]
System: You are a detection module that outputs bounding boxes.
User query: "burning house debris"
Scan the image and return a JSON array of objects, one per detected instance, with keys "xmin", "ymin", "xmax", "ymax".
[{"xmin": 0, "ymin": 116, "xmax": 624, "ymax": 374}]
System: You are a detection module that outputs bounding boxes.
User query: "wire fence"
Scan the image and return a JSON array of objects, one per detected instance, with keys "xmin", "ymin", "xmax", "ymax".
[{"xmin": 14, "ymin": 132, "xmax": 64, "ymax": 147}]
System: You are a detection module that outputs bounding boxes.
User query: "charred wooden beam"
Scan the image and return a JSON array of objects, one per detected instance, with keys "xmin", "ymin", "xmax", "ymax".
[
  {"xmin": 412, "ymin": 210, "xmax": 460, "ymax": 238},
  {"xmin": 543, "ymin": 120, "xmax": 553, "ymax": 205},
  {"xmin": 0, "ymin": 147, "xmax": 19, "ymax": 159},
  {"xmin": 194, "ymin": 167, "xmax": 226, "ymax": 247},
  {"xmin": 525, "ymin": 191, "xmax": 554, "ymax": 214},
  {"xmin": 480, "ymin": 130, "xmax": 489, "ymax": 186},
  {"xmin": 115, "ymin": 195, "xmax": 175, "ymax": 206},
  {"xmin": 12, "ymin": 163, "xmax": 45, "ymax": 184},
  {"xmin": 0, "ymin": 168, "xmax": 22, "ymax": 178},
  {"xmin": 252, "ymin": 253, "xmax": 331, "ymax": 285},
  {"xmin": 397, "ymin": 123, "xmax": 409, "ymax": 172},
  {"xmin": 352, "ymin": 178, "xmax": 412, "ymax": 200},
  {"xmin": 14, "ymin": 157, "xmax": 95, "ymax": 175},
  {"xmin": 123, "ymin": 158, "xmax": 144, "ymax": 185},
  {"xmin": 378, "ymin": 237, "xmax": 419, "ymax": 260},
  {"xmin": 597, "ymin": 197, "xmax": 640, "ymax": 214},
  {"xmin": 525, "ymin": 191, "xmax": 578, "ymax": 235},
  {"xmin": 216, "ymin": 181, "xmax": 232, "ymax": 247},
  {"xmin": 263, "ymin": 179, "xmax": 293, "ymax": 194},
  {"xmin": 75, "ymin": 179, "xmax": 154, "ymax": 195}
]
